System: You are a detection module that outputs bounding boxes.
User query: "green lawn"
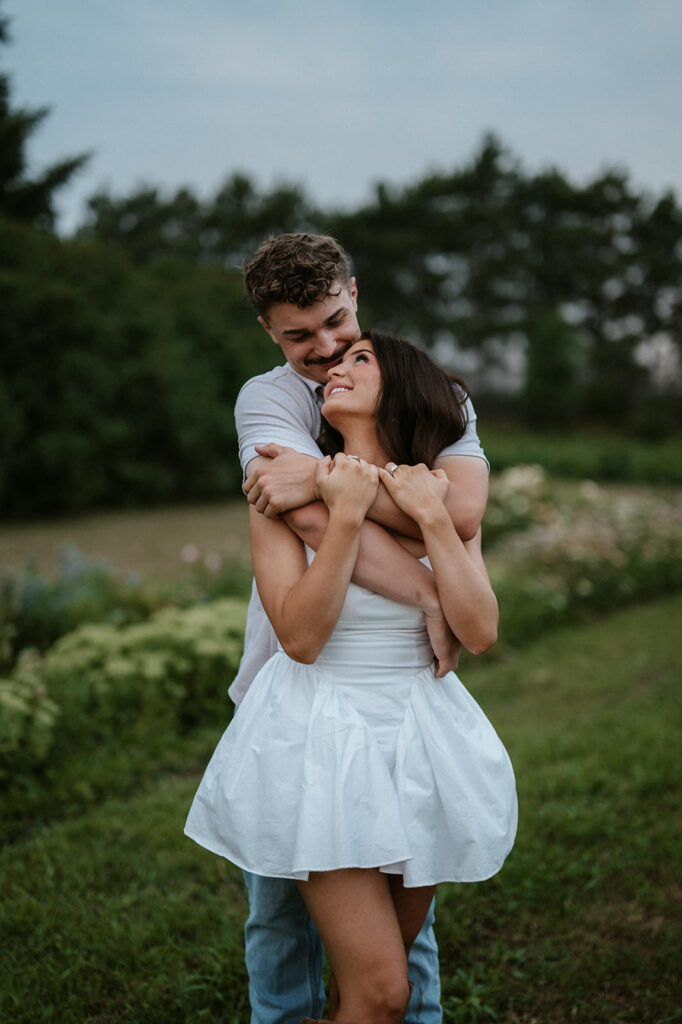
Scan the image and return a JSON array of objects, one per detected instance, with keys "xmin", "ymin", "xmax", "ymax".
[{"xmin": 2, "ymin": 595, "xmax": 680, "ymax": 1023}]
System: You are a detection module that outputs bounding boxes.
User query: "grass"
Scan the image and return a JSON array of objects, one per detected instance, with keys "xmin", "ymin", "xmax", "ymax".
[{"xmin": 2, "ymin": 594, "xmax": 681, "ymax": 1023}]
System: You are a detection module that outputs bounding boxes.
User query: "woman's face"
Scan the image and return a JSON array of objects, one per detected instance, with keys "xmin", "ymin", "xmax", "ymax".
[{"xmin": 321, "ymin": 339, "xmax": 383, "ymax": 421}]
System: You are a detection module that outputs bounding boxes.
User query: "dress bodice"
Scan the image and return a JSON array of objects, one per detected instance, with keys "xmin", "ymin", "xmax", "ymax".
[{"xmin": 301, "ymin": 546, "xmax": 433, "ymax": 676}]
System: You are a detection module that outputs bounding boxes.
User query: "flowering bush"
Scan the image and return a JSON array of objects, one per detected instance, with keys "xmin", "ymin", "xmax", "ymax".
[
  {"xmin": 0, "ymin": 544, "xmax": 252, "ymax": 672},
  {"xmin": 484, "ymin": 464, "xmax": 550, "ymax": 542},
  {"xmin": 0, "ymin": 547, "xmax": 167, "ymax": 671},
  {"xmin": 0, "ymin": 651, "xmax": 59, "ymax": 775},
  {"xmin": 0, "ymin": 597, "xmax": 247, "ymax": 790},
  {"xmin": 489, "ymin": 478, "xmax": 682, "ymax": 644}
]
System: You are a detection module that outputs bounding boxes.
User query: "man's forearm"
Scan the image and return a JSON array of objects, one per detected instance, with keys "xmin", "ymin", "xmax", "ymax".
[{"xmin": 284, "ymin": 502, "xmax": 439, "ymax": 612}]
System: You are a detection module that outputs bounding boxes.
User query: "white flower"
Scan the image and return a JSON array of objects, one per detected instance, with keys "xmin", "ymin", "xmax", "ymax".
[
  {"xmin": 204, "ymin": 552, "xmax": 223, "ymax": 573},
  {"xmin": 180, "ymin": 544, "xmax": 200, "ymax": 564}
]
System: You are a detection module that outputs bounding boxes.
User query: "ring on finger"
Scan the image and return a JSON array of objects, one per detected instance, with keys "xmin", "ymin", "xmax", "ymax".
[
  {"xmin": 347, "ymin": 454, "xmax": 361, "ymax": 462},
  {"xmin": 387, "ymin": 462, "xmax": 399, "ymax": 476}
]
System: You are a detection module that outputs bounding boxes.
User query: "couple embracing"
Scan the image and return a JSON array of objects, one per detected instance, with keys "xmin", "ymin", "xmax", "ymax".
[{"xmin": 185, "ymin": 233, "xmax": 517, "ymax": 1024}]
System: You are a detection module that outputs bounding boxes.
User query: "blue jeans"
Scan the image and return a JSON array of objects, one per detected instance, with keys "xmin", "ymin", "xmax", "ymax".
[{"xmin": 243, "ymin": 871, "xmax": 442, "ymax": 1024}]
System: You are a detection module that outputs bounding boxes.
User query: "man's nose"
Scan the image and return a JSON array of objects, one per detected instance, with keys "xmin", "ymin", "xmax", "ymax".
[{"xmin": 315, "ymin": 331, "xmax": 338, "ymax": 357}]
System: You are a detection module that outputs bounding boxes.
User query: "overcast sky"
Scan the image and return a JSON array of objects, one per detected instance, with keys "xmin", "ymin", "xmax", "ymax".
[{"xmin": 6, "ymin": 0, "xmax": 682, "ymax": 233}]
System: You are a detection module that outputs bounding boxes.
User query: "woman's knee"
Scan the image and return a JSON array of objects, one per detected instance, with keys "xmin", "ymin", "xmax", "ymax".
[{"xmin": 358, "ymin": 969, "xmax": 411, "ymax": 1023}]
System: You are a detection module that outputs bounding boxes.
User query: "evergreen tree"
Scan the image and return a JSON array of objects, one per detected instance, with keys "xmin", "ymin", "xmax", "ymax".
[
  {"xmin": 0, "ymin": 7, "xmax": 89, "ymax": 228},
  {"xmin": 79, "ymin": 172, "xmax": 320, "ymax": 267}
]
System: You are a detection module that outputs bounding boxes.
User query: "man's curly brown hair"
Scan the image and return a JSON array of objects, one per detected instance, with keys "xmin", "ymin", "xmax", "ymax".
[{"xmin": 243, "ymin": 233, "xmax": 352, "ymax": 319}]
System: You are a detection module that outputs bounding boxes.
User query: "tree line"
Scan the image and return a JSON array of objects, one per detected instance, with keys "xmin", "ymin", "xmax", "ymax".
[{"xmin": 1, "ymin": 7, "xmax": 680, "ymax": 517}]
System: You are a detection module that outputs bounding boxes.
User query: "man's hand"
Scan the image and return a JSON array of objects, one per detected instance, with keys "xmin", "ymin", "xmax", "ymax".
[{"xmin": 243, "ymin": 444, "xmax": 319, "ymax": 517}]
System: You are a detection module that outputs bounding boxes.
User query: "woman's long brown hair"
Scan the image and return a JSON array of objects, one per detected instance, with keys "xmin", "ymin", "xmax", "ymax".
[{"xmin": 319, "ymin": 329, "xmax": 470, "ymax": 466}]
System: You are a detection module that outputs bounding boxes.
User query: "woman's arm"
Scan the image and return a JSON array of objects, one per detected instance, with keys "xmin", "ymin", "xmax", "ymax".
[
  {"xmin": 378, "ymin": 464, "xmax": 499, "ymax": 655},
  {"xmin": 250, "ymin": 455, "xmax": 379, "ymax": 664}
]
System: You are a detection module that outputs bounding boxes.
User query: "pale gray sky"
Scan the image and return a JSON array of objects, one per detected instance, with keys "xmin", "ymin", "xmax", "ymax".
[{"xmin": 6, "ymin": 0, "xmax": 682, "ymax": 232}]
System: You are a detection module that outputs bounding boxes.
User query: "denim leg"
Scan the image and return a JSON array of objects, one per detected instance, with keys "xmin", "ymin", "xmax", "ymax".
[
  {"xmin": 406, "ymin": 899, "xmax": 443, "ymax": 1024},
  {"xmin": 243, "ymin": 871, "xmax": 325, "ymax": 1024}
]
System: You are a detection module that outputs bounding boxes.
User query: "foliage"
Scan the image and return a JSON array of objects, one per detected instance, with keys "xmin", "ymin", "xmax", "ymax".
[
  {"xmin": 0, "ymin": 215, "xmax": 277, "ymax": 517},
  {"xmin": 1, "ymin": 595, "xmax": 680, "ymax": 1023},
  {"xmin": 3, "ymin": 117, "xmax": 682, "ymax": 518},
  {"xmin": 0, "ymin": 546, "xmax": 167, "ymax": 670},
  {"xmin": 483, "ymin": 463, "xmax": 549, "ymax": 543},
  {"xmin": 0, "ymin": 597, "xmax": 247, "ymax": 821},
  {"xmin": 0, "ymin": 8, "xmax": 88, "ymax": 227},
  {"xmin": 74, "ymin": 135, "xmax": 682, "ymax": 438},
  {"xmin": 519, "ymin": 309, "xmax": 587, "ymax": 427},
  {"xmin": 329, "ymin": 135, "xmax": 682, "ymax": 431},
  {"xmin": 0, "ymin": 651, "xmax": 57, "ymax": 774},
  {"xmin": 486, "ymin": 469, "xmax": 682, "ymax": 646},
  {"xmin": 482, "ymin": 428, "xmax": 682, "ymax": 484},
  {"xmin": 0, "ymin": 542, "xmax": 252, "ymax": 672},
  {"xmin": 78, "ymin": 172, "xmax": 320, "ymax": 266}
]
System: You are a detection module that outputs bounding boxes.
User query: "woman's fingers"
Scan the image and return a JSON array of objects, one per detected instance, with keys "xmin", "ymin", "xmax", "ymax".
[
  {"xmin": 379, "ymin": 462, "xmax": 449, "ymax": 522},
  {"xmin": 319, "ymin": 453, "xmax": 379, "ymax": 514}
]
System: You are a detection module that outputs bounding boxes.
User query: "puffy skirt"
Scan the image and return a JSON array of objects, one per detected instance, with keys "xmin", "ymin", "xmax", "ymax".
[{"xmin": 184, "ymin": 646, "xmax": 517, "ymax": 887}]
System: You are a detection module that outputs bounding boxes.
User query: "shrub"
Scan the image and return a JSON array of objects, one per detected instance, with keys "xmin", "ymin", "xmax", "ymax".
[
  {"xmin": 0, "ymin": 652, "xmax": 59, "ymax": 776},
  {"xmin": 0, "ymin": 545, "xmax": 252, "ymax": 672},
  {"xmin": 0, "ymin": 598, "xmax": 247, "ymax": 813},
  {"xmin": 484, "ymin": 463, "xmax": 549, "ymax": 543},
  {"xmin": 482, "ymin": 430, "xmax": 682, "ymax": 484},
  {"xmin": 490, "ymin": 482, "xmax": 682, "ymax": 645},
  {"xmin": 0, "ymin": 547, "xmax": 167, "ymax": 670}
]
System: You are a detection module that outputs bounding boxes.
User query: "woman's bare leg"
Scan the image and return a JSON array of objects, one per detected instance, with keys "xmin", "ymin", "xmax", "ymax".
[
  {"xmin": 296, "ymin": 868, "xmax": 412, "ymax": 1024},
  {"xmin": 388, "ymin": 875, "xmax": 437, "ymax": 952}
]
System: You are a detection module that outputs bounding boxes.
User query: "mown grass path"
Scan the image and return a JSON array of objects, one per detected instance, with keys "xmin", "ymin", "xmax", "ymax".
[{"xmin": 2, "ymin": 595, "xmax": 680, "ymax": 1024}]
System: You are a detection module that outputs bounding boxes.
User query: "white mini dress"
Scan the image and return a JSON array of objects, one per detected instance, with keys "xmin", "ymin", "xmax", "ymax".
[{"xmin": 185, "ymin": 554, "xmax": 518, "ymax": 887}]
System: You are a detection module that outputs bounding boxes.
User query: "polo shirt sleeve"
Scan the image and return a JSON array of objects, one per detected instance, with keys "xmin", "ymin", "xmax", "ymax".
[
  {"xmin": 235, "ymin": 376, "xmax": 324, "ymax": 475},
  {"xmin": 436, "ymin": 396, "xmax": 489, "ymax": 470}
]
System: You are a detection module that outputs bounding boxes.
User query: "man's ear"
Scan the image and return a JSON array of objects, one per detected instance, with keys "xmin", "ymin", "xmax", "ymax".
[
  {"xmin": 349, "ymin": 276, "xmax": 358, "ymax": 310},
  {"xmin": 258, "ymin": 315, "xmax": 278, "ymax": 345}
]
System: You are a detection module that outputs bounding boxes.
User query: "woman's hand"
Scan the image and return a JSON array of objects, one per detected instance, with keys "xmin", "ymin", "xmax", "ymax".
[
  {"xmin": 378, "ymin": 463, "xmax": 449, "ymax": 527},
  {"xmin": 316, "ymin": 454, "xmax": 379, "ymax": 525},
  {"xmin": 425, "ymin": 612, "xmax": 461, "ymax": 678}
]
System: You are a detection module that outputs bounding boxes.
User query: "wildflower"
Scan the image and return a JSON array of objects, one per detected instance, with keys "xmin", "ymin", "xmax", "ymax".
[
  {"xmin": 204, "ymin": 552, "xmax": 223, "ymax": 573},
  {"xmin": 180, "ymin": 544, "xmax": 200, "ymax": 564}
]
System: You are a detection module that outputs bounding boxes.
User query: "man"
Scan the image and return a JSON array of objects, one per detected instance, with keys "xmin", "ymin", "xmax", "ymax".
[{"xmin": 231, "ymin": 233, "xmax": 489, "ymax": 1024}]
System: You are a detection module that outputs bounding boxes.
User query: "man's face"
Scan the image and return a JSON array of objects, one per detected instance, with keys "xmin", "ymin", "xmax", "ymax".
[{"xmin": 259, "ymin": 278, "xmax": 361, "ymax": 384}]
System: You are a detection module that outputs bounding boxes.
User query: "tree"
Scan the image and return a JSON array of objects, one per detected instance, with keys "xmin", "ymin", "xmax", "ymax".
[
  {"xmin": 79, "ymin": 172, "xmax": 320, "ymax": 267},
  {"xmin": 78, "ymin": 185, "xmax": 205, "ymax": 264},
  {"xmin": 329, "ymin": 135, "xmax": 682, "ymax": 428},
  {"xmin": 0, "ymin": 6, "xmax": 89, "ymax": 228}
]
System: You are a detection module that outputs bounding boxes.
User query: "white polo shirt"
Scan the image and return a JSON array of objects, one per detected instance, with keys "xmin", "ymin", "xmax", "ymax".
[{"xmin": 229, "ymin": 362, "xmax": 488, "ymax": 704}]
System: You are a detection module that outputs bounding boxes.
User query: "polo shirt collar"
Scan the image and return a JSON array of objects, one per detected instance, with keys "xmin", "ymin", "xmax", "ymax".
[{"xmin": 288, "ymin": 363, "xmax": 324, "ymax": 400}]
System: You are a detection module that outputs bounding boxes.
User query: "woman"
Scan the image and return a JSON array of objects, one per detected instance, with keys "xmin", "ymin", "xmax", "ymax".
[{"xmin": 185, "ymin": 330, "xmax": 517, "ymax": 1024}]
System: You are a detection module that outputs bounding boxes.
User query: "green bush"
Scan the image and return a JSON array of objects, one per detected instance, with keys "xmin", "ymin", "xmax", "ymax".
[
  {"xmin": 0, "ymin": 597, "xmax": 247, "ymax": 819},
  {"xmin": 0, "ymin": 545, "xmax": 252, "ymax": 672},
  {"xmin": 0, "ymin": 652, "xmax": 59, "ymax": 775},
  {"xmin": 0, "ymin": 547, "xmax": 167, "ymax": 670},
  {"xmin": 481, "ymin": 429, "xmax": 682, "ymax": 484},
  {"xmin": 0, "ymin": 216, "xmax": 277, "ymax": 518}
]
